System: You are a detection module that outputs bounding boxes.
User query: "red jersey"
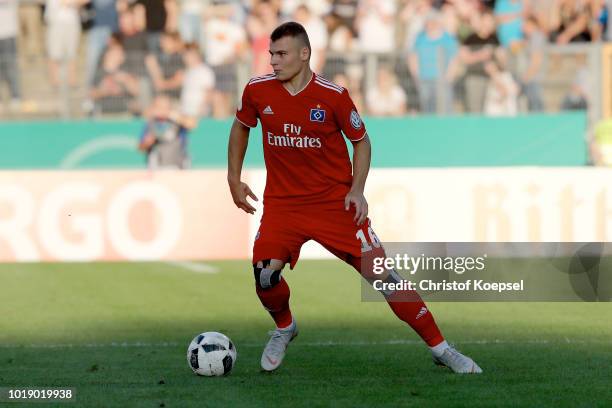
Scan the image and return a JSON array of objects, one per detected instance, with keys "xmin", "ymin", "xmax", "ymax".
[{"xmin": 235, "ymin": 72, "xmax": 367, "ymax": 210}]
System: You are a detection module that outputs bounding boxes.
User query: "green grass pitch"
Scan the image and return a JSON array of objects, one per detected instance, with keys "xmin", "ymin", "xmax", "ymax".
[{"xmin": 1, "ymin": 260, "xmax": 610, "ymax": 407}]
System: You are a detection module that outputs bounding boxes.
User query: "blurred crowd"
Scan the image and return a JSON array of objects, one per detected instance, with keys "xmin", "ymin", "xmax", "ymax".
[{"xmin": 0, "ymin": 0, "xmax": 610, "ymax": 118}]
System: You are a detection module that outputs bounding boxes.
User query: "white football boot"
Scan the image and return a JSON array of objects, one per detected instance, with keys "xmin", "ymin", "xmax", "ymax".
[
  {"xmin": 260, "ymin": 320, "xmax": 298, "ymax": 372},
  {"xmin": 433, "ymin": 346, "xmax": 483, "ymax": 374}
]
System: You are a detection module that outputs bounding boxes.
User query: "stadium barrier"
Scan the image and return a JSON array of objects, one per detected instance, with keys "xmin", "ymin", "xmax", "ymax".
[
  {"xmin": 0, "ymin": 112, "xmax": 587, "ymax": 169},
  {"xmin": 1, "ymin": 167, "xmax": 611, "ymax": 262}
]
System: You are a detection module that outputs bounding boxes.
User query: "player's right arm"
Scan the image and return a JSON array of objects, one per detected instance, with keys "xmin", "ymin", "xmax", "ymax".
[
  {"xmin": 228, "ymin": 83, "xmax": 260, "ymax": 214},
  {"xmin": 228, "ymin": 119, "xmax": 258, "ymax": 214}
]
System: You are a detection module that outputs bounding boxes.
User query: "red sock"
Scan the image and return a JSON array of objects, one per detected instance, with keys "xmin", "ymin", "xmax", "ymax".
[
  {"xmin": 350, "ymin": 254, "xmax": 444, "ymax": 347},
  {"xmin": 255, "ymin": 277, "xmax": 293, "ymax": 329},
  {"xmin": 386, "ymin": 294, "xmax": 444, "ymax": 347}
]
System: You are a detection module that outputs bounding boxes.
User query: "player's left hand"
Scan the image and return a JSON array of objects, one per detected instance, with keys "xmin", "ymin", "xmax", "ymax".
[{"xmin": 345, "ymin": 190, "xmax": 368, "ymax": 225}]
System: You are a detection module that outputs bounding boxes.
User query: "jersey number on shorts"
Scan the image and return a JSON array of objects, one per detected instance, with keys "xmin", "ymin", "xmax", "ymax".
[{"xmin": 356, "ymin": 227, "xmax": 381, "ymax": 253}]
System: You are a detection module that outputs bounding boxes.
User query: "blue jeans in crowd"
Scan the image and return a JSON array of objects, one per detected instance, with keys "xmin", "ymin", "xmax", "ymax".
[
  {"xmin": 523, "ymin": 81, "xmax": 544, "ymax": 112},
  {"xmin": 419, "ymin": 79, "xmax": 453, "ymax": 114}
]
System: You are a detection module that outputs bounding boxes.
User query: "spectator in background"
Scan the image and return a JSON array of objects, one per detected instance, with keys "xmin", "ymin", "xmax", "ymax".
[
  {"xmin": 326, "ymin": 11, "xmax": 354, "ymax": 52},
  {"xmin": 459, "ymin": 11, "xmax": 499, "ymax": 113},
  {"xmin": 592, "ymin": 0, "xmax": 607, "ymax": 40},
  {"xmin": 445, "ymin": 0, "xmax": 481, "ymax": 41},
  {"xmin": 550, "ymin": 0, "xmax": 594, "ymax": 43},
  {"xmin": 118, "ymin": 6, "xmax": 148, "ymax": 80},
  {"xmin": 117, "ymin": 5, "xmax": 151, "ymax": 110},
  {"xmin": 326, "ymin": 1, "xmax": 358, "ymax": 79},
  {"xmin": 246, "ymin": 0, "xmax": 278, "ymax": 76},
  {"xmin": 521, "ymin": 16, "xmax": 545, "ymax": 111},
  {"xmin": 179, "ymin": 0, "xmax": 205, "ymax": 45},
  {"xmin": 45, "ymin": 0, "xmax": 87, "ymax": 87},
  {"xmin": 401, "ymin": 0, "xmax": 434, "ymax": 52},
  {"xmin": 366, "ymin": 65, "xmax": 407, "ymax": 116},
  {"xmin": 439, "ymin": 0, "xmax": 461, "ymax": 37},
  {"xmin": 18, "ymin": 0, "xmax": 44, "ymax": 61},
  {"xmin": 322, "ymin": 12, "xmax": 355, "ymax": 79},
  {"xmin": 331, "ymin": 71, "xmax": 349, "ymax": 88},
  {"xmin": 89, "ymin": 35, "xmax": 140, "ymax": 114},
  {"xmin": 330, "ymin": 0, "xmax": 359, "ymax": 36},
  {"xmin": 409, "ymin": 12, "xmax": 459, "ymax": 114},
  {"xmin": 146, "ymin": 31, "xmax": 185, "ymax": 99},
  {"xmin": 86, "ymin": 7, "xmax": 139, "ymax": 114},
  {"xmin": 483, "ymin": 57, "xmax": 519, "ymax": 116},
  {"xmin": 494, "ymin": 0, "xmax": 524, "ymax": 50},
  {"xmin": 85, "ymin": 0, "xmax": 119, "ymax": 91},
  {"xmin": 561, "ymin": 54, "xmax": 589, "ymax": 110},
  {"xmin": 293, "ymin": 4, "xmax": 328, "ymax": 73},
  {"xmin": 333, "ymin": 68, "xmax": 365, "ymax": 113},
  {"xmin": 552, "ymin": 0, "xmax": 582, "ymax": 42},
  {"xmin": 280, "ymin": 0, "xmax": 331, "ymax": 19},
  {"xmin": 180, "ymin": 43, "xmax": 215, "ymax": 120},
  {"xmin": 528, "ymin": 0, "xmax": 558, "ymax": 36},
  {"xmin": 0, "ymin": 0, "xmax": 21, "ymax": 110},
  {"xmin": 132, "ymin": 0, "xmax": 176, "ymax": 54},
  {"xmin": 139, "ymin": 94, "xmax": 195, "ymax": 169},
  {"xmin": 203, "ymin": 3, "xmax": 247, "ymax": 118},
  {"xmin": 355, "ymin": 0, "xmax": 396, "ymax": 54},
  {"xmin": 606, "ymin": 0, "xmax": 612, "ymax": 40}
]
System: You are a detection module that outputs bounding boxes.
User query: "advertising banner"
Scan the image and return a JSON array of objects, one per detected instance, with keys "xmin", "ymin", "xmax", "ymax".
[
  {"xmin": 1, "ymin": 167, "xmax": 611, "ymax": 262},
  {"xmin": 0, "ymin": 170, "xmax": 249, "ymax": 261}
]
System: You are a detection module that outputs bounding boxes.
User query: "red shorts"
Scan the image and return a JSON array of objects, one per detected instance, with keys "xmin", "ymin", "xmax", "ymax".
[{"xmin": 252, "ymin": 206, "xmax": 382, "ymax": 269}]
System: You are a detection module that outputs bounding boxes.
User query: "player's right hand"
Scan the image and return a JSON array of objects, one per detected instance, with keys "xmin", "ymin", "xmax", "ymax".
[{"xmin": 229, "ymin": 181, "xmax": 258, "ymax": 214}]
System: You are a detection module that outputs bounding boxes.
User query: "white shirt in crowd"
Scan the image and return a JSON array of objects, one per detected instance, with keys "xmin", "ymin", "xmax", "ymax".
[
  {"xmin": 204, "ymin": 18, "xmax": 247, "ymax": 66},
  {"xmin": 181, "ymin": 63, "xmax": 215, "ymax": 117},
  {"xmin": 0, "ymin": 0, "xmax": 18, "ymax": 39},
  {"xmin": 181, "ymin": 0, "xmax": 204, "ymax": 14},
  {"xmin": 329, "ymin": 25, "xmax": 353, "ymax": 52},
  {"xmin": 281, "ymin": 0, "xmax": 331, "ymax": 17},
  {"xmin": 358, "ymin": 0, "xmax": 396, "ymax": 53},
  {"xmin": 45, "ymin": 0, "xmax": 80, "ymax": 25},
  {"xmin": 366, "ymin": 85, "xmax": 407, "ymax": 116},
  {"xmin": 484, "ymin": 72, "xmax": 519, "ymax": 116}
]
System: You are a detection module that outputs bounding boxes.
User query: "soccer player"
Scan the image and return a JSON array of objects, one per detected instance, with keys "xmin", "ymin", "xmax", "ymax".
[{"xmin": 227, "ymin": 22, "xmax": 482, "ymax": 374}]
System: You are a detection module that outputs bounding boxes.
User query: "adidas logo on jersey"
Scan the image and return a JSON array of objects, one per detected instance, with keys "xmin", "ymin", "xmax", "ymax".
[
  {"xmin": 263, "ymin": 106, "xmax": 274, "ymax": 115},
  {"xmin": 416, "ymin": 307, "xmax": 428, "ymax": 320}
]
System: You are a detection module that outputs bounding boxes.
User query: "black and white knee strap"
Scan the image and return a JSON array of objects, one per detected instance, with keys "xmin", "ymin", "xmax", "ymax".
[{"xmin": 253, "ymin": 259, "xmax": 283, "ymax": 289}]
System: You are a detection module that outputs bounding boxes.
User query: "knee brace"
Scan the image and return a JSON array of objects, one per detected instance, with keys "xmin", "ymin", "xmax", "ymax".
[{"xmin": 253, "ymin": 259, "xmax": 283, "ymax": 289}]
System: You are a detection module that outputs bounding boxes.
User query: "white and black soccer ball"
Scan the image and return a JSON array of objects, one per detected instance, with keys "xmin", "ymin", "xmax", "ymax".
[{"xmin": 187, "ymin": 332, "xmax": 237, "ymax": 376}]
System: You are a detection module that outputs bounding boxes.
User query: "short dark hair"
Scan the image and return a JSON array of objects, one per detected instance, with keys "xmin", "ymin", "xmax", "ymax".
[
  {"xmin": 525, "ymin": 15, "xmax": 539, "ymax": 26},
  {"xmin": 270, "ymin": 22, "xmax": 311, "ymax": 55},
  {"xmin": 184, "ymin": 42, "xmax": 201, "ymax": 55}
]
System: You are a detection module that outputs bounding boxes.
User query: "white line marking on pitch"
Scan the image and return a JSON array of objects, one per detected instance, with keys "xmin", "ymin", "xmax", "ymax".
[
  {"xmin": 165, "ymin": 261, "xmax": 219, "ymax": 274},
  {"xmin": 1, "ymin": 339, "xmax": 610, "ymax": 349},
  {"xmin": 0, "ymin": 342, "xmax": 181, "ymax": 349}
]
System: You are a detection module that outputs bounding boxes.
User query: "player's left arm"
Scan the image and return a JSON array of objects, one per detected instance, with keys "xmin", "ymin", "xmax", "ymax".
[
  {"xmin": 345, "ymin": 135, "xmax": 371, "ymax": 226},
  {"xmin": 336, "ymin": 88, "xmax": 371, "ymax": 225}
]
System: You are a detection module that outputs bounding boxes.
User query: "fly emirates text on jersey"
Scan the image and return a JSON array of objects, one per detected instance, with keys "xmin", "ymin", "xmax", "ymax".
[{"xmin": 267, "ymin": 123, "xmax": 322, "ymax": 149}]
